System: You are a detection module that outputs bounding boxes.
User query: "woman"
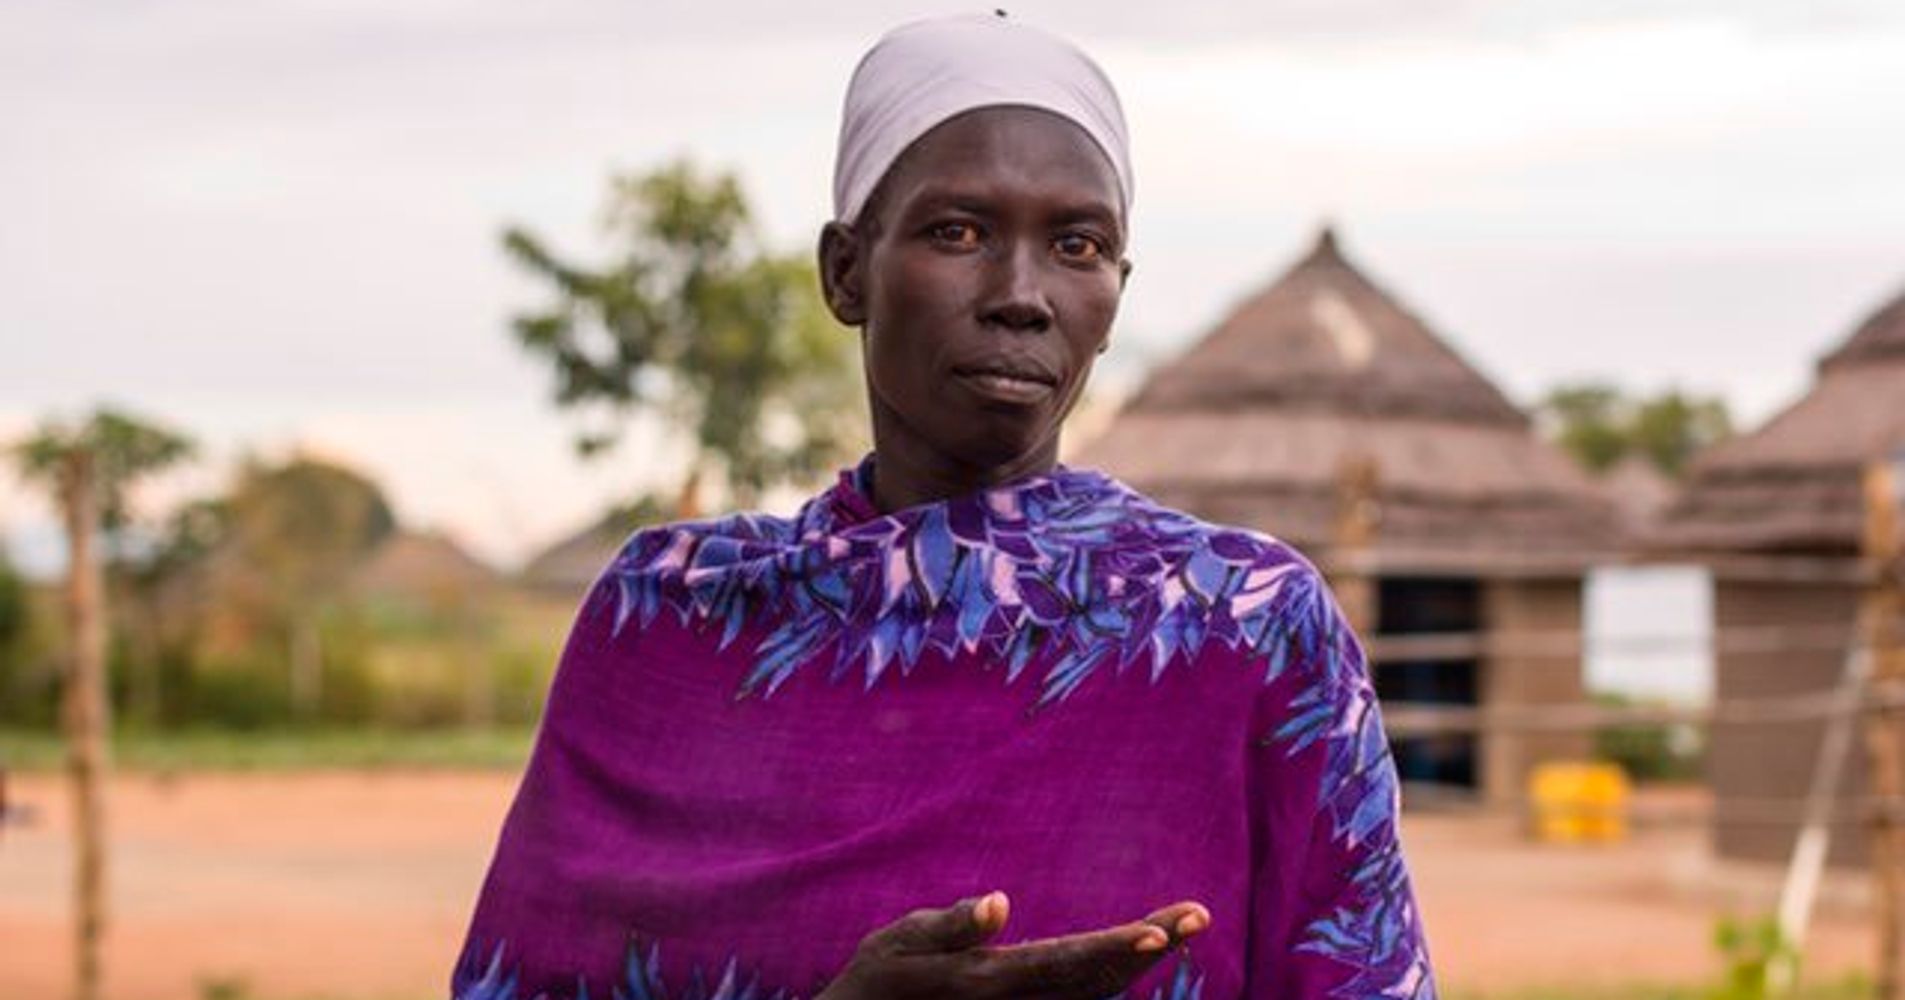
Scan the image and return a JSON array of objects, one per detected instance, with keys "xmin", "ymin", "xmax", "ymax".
[{"xmin": 453, "ymin": 14, "xmax": 1435, "ymax": 1000}]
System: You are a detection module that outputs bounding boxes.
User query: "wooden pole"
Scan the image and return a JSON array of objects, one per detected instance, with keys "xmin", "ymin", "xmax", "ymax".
[
  {"xmin": 1865, "ymin": 454, "xmax": 1905, "ymax": 1000},
  {"xmin": 60, "ymin": 447, "xmax": 110, "ymax": 1000},
  {"xmin": 1768, "ymin": 606, "xmax": 1869, "ymax": 993},
  {"xmin": 1330, "ymin": 454, "xmax": 1381, "ymax": 637}
]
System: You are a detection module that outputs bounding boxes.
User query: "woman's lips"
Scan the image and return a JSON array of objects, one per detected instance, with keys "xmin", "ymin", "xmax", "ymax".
[{"xmin": 954, "ymin": 368, "xmax": 1056, "ymax": 405}]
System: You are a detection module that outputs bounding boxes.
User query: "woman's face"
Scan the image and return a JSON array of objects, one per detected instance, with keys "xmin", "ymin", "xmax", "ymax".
[{"xmin": 820, "ymin": 105, "xmax": 1128, "ymax": 475}]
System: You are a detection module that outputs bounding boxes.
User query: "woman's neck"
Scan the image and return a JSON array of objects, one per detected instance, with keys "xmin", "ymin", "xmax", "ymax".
[{"xmin": 866, "ymin": 423, "xmax": 1060, "ymax": 514}]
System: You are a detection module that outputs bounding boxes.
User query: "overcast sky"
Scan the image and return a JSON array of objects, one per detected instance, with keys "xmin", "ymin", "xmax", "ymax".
[{"xmin": 4, "ymin": 0, "xmax": 1902, "ymax": 573}]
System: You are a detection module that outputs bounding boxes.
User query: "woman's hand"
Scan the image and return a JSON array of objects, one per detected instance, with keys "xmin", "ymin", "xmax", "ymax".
[{"xmin": 815, "ymin": 891, "xmax": 1210, "ymax": 1000}]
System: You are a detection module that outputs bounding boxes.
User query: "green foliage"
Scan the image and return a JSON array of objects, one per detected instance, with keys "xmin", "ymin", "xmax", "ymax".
[
  {"xmin": 11, "ymin": 406, "xmax": 195, "ymax": 537},
  {"xmin": 1542, "ymin": 384, "xmax": 1631, "ymax": 473},
  {"xmin": 1592, "ymin": 692, "xmax": 1703, "ymax": 782},
  {"xmin": 489, "ymin": 644, "xmax": 557, "ymax": 726},
  {"xmin": 1631, "ymin": 392, "xmax": 1734, "ymax": 479},
  {"xmin": 1439, "ymin": 916, "xmax": 1866, "ymax": 1000},
  {"xmin": 196, "ymin": 974, "xmax": 256, "ymax": 1000},
  {"xmin": 1536, "ymin": 383, "xmax": 1733, "ymax": 477},
  {"xmin": 0, "ymin": 547, "xmax": 25, "ymax": 651},
  {"xmin": 136, "ymin": 497, "xmax": 232, "ymax": 584},
  {"xmin": 0, "ymin": 548, "xmax": 57, "ymax": 727},
  {"xmin": 0, "ymin": 547, "xmax": 28, "ymax": 690},
  {"xmin": 227, "ymin": 456, "xmax": 397, "ymax": 596},
  {"xmin": 219, "ymin": 456, "xmax": 397, "ymax": 718},
  {"xmin": 1709, "ymin": 915, "xmax": 1798, "ymax": 1000},
  {"xmin": 504, "ymin": 159, "xmax": 863, "ymax": 506},
  {"xmin": 179, "ymin": 655, "xmax": 297, "ymax": 729},
  {"xmin": 0, "ymin": 725, "xmax": 535, "ymax": 772},
  {"xmin": 6, "ymin": 407, "xmax": 197, "ymax": 733},
  {"xmin": 2, "ymin": 409, "xmax": 567, "ymax": 737}
]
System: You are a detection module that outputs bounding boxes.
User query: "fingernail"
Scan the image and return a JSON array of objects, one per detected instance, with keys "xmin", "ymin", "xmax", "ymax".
[
  {"xmin": 975, "ymin": 891, "xmax": 1006, "ymax": 926},
  {"xmin": 1133, "ymin": 928, "xmax": 1169, "ymax": 953},
  {"xmin": 1176, "ymin": 910, "xmax": 1208, "ymax": 936}
]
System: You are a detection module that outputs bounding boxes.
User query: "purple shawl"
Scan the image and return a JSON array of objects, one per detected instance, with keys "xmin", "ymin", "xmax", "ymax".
[{"xmin": 453, "ymin": 459, "xmax": 1435, "ymax": 999}]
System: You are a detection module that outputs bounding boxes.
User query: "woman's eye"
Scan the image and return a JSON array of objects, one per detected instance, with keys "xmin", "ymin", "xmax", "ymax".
[
  {"xmin": 930, "ymin": 222, "xmax": 980, "ymax": 246},
  {"xmin": 1054, "ymin": 233, "xmax": 1105, "ymax": 262}
]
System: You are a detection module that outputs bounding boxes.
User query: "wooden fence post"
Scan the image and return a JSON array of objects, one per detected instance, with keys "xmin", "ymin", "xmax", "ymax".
[
  {"xmin": 1865, "ymin": 453, "xmax": 1905, "ymax": 1000},
  {"xmin": 1331, "ymin": 454, "xmax": 1381, "ymax": 637}
]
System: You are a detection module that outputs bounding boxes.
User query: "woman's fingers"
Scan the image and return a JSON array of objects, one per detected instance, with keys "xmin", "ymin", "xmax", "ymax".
[
  {"xmin": 843, "ymin": 895, "xmax": 1210, "ymax": 1000},
  {"xmin": 1139, "ymin": 900, "xmax": 1211, "ymax": 941},
  {"xmin": 876, "ymin": 891, "xmax": 1011, "ymax": 954},
  {"xmin": 979, "ymin": 926, "xmax": 1165, "ymax": 999},
  {"xmin": 973, "ymin": 902, "xmax": 1212, "ymax": 1000}
]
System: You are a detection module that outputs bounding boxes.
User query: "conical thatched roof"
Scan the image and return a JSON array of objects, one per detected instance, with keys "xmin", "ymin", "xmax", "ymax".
[
  {"xmin": 1819, "ymin": 288, "xmax": 1905, "ymax": 374},
  {"xmin": 1597, "ymin": 452, "xmax": 1677, "ymax": 540},
  {"xmin": 1652, "ymin": 284, "xmax": 1905, "ymax": 556},
  {"xmin": 353, "ymin": 529, "xmax": 500, "ymax": 605},
  {"xmin": 1076, "ymin": 226, "xmax": 1616, "ymax": 575},
  {"xmin": 517, "ymin": 502, "xmax": 662, "ymax": 598}
]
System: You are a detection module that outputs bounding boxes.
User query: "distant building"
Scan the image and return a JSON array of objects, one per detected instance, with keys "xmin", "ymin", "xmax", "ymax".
[
  {"xmin": 1652, "ymin": 283, "xmax": 1905, "ymax": 866},
  {"xmin": 352, "ymin": 529, "xmax": 500, "ymax": 614},
  {"xmin": 1078, "ymin": 227, "xmax": 1619, "ymax": 803},
  {"xmin": 517, "ymin": 507, "xmax": 652, "ymax": 601},
  {"xmin": 1597, "ymin": 452, "xmax": 1677, "ymax": 542}
]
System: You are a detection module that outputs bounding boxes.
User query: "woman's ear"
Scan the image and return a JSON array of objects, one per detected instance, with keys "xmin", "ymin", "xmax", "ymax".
[
  {"xmin": 817, "ymin": 221, "xmax": 868, "ymax": 327},
  {"xmin": 1118, "ymin": 256, "xmax": 1134, "ymax": 292}
]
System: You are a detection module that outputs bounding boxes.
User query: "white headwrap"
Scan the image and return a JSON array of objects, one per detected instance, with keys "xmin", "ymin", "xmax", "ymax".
[{"xmin": 831, "ymin": 12, "xmax": 1134, "ymax": 225}]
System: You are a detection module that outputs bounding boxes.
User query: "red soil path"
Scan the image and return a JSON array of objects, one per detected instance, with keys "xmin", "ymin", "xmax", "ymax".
[{"xmin": 0, "ymin": 773, "xmax": 1877, "ymax": 999}]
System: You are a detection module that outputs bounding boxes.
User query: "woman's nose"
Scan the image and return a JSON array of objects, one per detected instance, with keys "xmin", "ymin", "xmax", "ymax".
[{"xmin": 980, "ymin": 238, "xmax": 1054, "ymax": 332}]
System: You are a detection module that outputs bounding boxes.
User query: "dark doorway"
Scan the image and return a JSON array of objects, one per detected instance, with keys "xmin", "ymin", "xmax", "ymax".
[{"xmin": 1376, "ymin": 576, "xmax": 1481, "ymax": 789}]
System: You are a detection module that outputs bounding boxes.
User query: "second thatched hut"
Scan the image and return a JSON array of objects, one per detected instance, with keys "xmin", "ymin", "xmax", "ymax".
[
  {"xmin": 1651, "ymin": 283, "xmax": 1905, "ymax": 866},
  {"xmin": 1078, "ymin": 227, "xmax": 1619, "ymax": 803}
]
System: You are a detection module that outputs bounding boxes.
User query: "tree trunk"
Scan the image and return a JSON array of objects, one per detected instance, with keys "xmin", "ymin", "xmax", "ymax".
[{"xmin": 61, "ymin": 448, "xmax": 110, "ymax": 1000}]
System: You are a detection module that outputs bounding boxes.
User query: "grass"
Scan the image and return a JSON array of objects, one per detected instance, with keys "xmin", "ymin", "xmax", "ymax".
[{"xmin": 0, "ymin": 725, "xmax": 536, "ymax": 772}]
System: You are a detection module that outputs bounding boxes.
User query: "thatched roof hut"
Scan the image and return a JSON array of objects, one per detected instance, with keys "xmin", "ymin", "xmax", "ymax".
[
  {"xmin": 1648, "ymin": 283, "xmax": 1905, "ymax": 868},
  {"xmin": 1077, "ymin": 226, "xmax": 1617, "ymax": 575},
  {"xmin": 1651, "ymin": 285, "xmax": 1905, "ymax": 557},
  {"xmin": 1078, "ymin": 226, "xmax": 1615, "ymax": 800},
  {"xmin": 516, "ymin": 502, "xmax": 665, "ymax": 598},
  {"xmin": 353, "ymin": 529, "xmax": 500, "ymax": 608},
  {"xmin": 517, "ymin": 523, "xmax": 620, "ymax": 598}
]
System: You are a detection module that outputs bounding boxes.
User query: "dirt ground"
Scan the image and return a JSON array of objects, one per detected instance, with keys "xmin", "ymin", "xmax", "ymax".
[{"xmin": 0, "ymin": 773, "xmax": 1878, "ymax": 1000}]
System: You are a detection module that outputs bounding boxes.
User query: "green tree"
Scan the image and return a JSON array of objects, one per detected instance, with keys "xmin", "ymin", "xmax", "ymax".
[
  {"xmin": 9, "ymin": 406, "xmax": 193, "ymax": 1000},
  {"xmin": 14, "ymin": 408, "xmax": 195, "ymax": 538},
  {"xmin": 15, "ymin": 410, "xmax": 199, "ymax": 724},
  {"xmin": 0, "ymin": 544, "xmax": 31, "ymax": 719},
  {"xmin": 1538, "ymin": 383, "xmax": 1630, "ymax": 473},
  {"xmin": 1631, "ymin": 390, "xmax": 1733, "ymax": 477},
  {"xmin": 503, "ymin": 159, "xmax": 862, "ymax": 510},
  {"xmin": 224, "ymin": 456, "xmax": 396, "ymax": 718},
  {"xmin": 1537, "ymin": 382, "xmax": 1733, "ymax": 477},
  {"xmin": 119, "ymin": 496, "xmax": 233, "ymax": 725}
]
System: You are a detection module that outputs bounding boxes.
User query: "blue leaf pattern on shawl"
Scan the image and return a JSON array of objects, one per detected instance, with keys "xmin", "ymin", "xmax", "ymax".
[
  {"xmin": 603, "ymin": 465, "xmax": 1335, "ymax": 709},
  {"xmin": 457, "ymin": 939, "xmax": 1205, "ymax": 1000},
  {"xmin": 455, "ymin": 940, "xmax": 791, "ymax": 1000}
]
